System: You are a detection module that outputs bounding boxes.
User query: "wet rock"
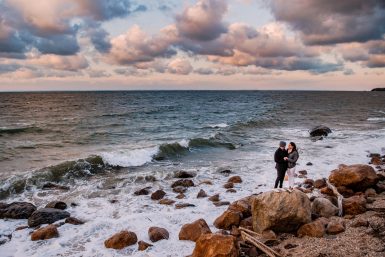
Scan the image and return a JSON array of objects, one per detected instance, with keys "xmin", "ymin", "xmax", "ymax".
[
  {"xmin": 65, "ymin": 217, "xmax": 84, "ymax": 225},
  {"xmin": 175, "ymin": 203, "xmax": 195, "ymax": 209},
  {"xmin": 343, "ymin": 195, "xmax": 367, "ymax": 215},
  {"xmin": 151, "ymin": 190, "xmax": 166, "ymax": 200},
  {"xmin": 15, "ymin": 225, "xmax": 29, "ymax": 231},
  {"xmin": 217, "ymin": 168, "xmax": 232, "ymax": 175},
  {"xmin": 176, "ymin": 193, "xmax": 186, "ymax": 199},
  {"xmin": 375, "ymin": 181, "xmax": 385, "ymax": 193},
  {"xmin": 174, "ymin": 170, "xmax": 196, "ymax": 178},
  {"xmin": 179, "ymin": 219, "xmax": 212, "ymax": 242},
  {"xmin": 370, "ymin": 156, "xmax": 383, "ymax": 165},
  {"xmin": 309, "ymin": 125, "xmax": 332, "ymax": 137},
  {"xmin": 320, "ymin": 187, "xmax": 334, "ymax": 196},
  {"xmin": 197, "ymin": 189, "xmax": 208, "ymax": 198},
  {"xmin": 228, "ymin": 197, "xmax": 252, "ymax": 218},
  {"xmin": 191, "ymin": 233, "xmax": 239, "ymax": 257},
  {"xmin": 223, "ymin": 182, "xmax": 234, "ymax": 189},
  {"xmin": 336, "ymin": 186, "xmax": 355, "ymax": 198},
  {"xmin": 31, "ymin": 224, "xmax": 59, "ymax": 241},
  {"xmin": 104, "ymin": 230, "xmax": 137, "ymax": 249},
  {"xmin": 329, "ymin": 164, "xmax": 378, "ymax": 191},
  {"xmin": 208, "ymin": 194, "xmax": 220, "ymax": 202},
  {"xmin": 214, "ymin": 210, "xmax": 241, "ymax": 230},
  {"xmin": 251, "ymin": 189, "xmax": 311, "ymax": 233},
  {"xmin": 298, "ymin": 170, "xmax": 308, "ymax": 175},
  {"xmin": 134, "ymin": 187, "xmax": 151, "ymax": 196},
  {"xmin": 365, "ymin": 188, "xmax": 376, "ymax": 197},
  {"xmin": 298, "ymin": 174, "xmax": 307, "ymax": 179},
  {"xmin": 148, "ymin": 227, "xmax": 169, "ymax": 242},
  {"xmin": 138, "ymin": 240, "xmax": 152, "ymax": 251},
  {"xmin": 314, "ymin": 179, "xmax": 326, "ymax": 189},
  {"xmin": 171, "ymin": 179, "xmax": 195, "ymax": 188},
  {"xmin": 227, "ymin": 176, "xmax": 242, "ymax": 184},
  {"xmin": 306, "ymin": 162, "xmax": 313, "ymax": 166},
  {"xmin": 199, "ymin": 180, "xmax": 213, "ymax": 185},
  {"xmin": 0, "ymin": 202, "xmax": 37, "ymax": 219},
  {"xmin": 351, "ymin": 217, "xmax": 369, "ymax": 227},
  {"xmin": 226, "ymin": 189, "xmax": 236, "ymax": 193},
  {"xmin": 159, "ymin": 199, "xmax": 175, "ymax": 205},
  {"xmin": 28, "ymin": 208, "xmax": 70, "ymax": 227},
  {"xmin": 303, "ymin": 179, "xmax": 314, "ymax": 187},
  {"xmin": 213, "ymin": 201, "xmax": 230, "ymax": 207},
  {"xmin": 326, "ymin": 219, "xmax": 345, "ymax": 235},
  {"xmin": 173, "ymin": 186, "xmax": 187, "ymax": 194},
  {"xmin": 109, "ymin": 199, "xmax": 118, "ymax": 204},
  {"xmin": 42, "ymin": 182, "xmax": 70, "ymax": 191},
  {"xmin": 45, "ymin": 201, "xmax": 67, "ymax": 210},
  {"xmin": 311, "ymin": 198, "xmax": 339, "ymax": 218},
  {"xmin": 297, "ymin": 220, "xmax": 325, "ymax": 238}
]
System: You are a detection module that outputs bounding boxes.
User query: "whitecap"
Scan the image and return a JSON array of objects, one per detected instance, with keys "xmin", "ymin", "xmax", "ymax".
[{"xmin": 101, "ymin": 147, "xmax": 158, "ymax": 167}]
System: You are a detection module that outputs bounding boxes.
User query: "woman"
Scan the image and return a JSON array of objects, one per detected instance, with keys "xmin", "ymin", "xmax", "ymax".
[{"xmin": 284, "ymin": 142, "xmax": 299, "ymax": 189}]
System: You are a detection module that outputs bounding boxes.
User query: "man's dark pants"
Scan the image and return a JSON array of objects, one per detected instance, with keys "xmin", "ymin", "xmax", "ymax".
[{"xmin": 274, "ymin": 168, "xmax": 286, "ymax": 188}]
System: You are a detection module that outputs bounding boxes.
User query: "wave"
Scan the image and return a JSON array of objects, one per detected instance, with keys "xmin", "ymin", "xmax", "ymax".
[
  {"xmin": 101, "ymin": 147, "xmax": 158, "ymax": 167},
  {"xmin": 206, "ymin": 123, "xmax": 229, "ymax": 128},
  {"xmin": 0, "ymin": 155, "xmax": 108, "ymax": 200},
  {"xmin": 367, "ymin": 117, "xmax": 385, "ymax": 121},
  {"xmin": 0, "ymin": 126, "xmax": 44, "ymax": 135}
]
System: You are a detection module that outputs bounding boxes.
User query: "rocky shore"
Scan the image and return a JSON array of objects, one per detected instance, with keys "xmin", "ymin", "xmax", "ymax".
[{"xmin": 1, "ymin": 153, "xmax": 385, "ymax": 257}]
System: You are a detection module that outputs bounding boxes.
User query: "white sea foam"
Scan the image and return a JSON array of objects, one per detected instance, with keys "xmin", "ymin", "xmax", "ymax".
[
  {"xmin": 367, "ymin": 117, "xmax": 385, "ymax": 121},
  {"xmin": 101, "ymin": 147, "xmax": 158, "ymax": 167},
  {"xmin": 208, "ymin": 123, "xmax": 229, "ymax": 128}
]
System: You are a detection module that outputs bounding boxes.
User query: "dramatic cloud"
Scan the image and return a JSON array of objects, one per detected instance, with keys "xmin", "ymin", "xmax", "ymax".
[
  {"xmin": 176, "ymin": 0, "xmax": 228, "ymax": 41},
  {"xmin": 269, "ymin": 0, "xmax": 385, "ymax": 45},
  {"xmin": 167, "ymin": 58, "xmax": 193, "ymax": 75},
  {"xmin": 28, "ymin": 54, "xmax": 89, "ymax": 71}
]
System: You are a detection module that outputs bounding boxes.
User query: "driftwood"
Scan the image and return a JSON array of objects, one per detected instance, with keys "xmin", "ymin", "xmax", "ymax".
[
  {"xmin": 239, "ymin": 228, "xmax": 282, "ymax": 257},
  {"xmin": 325, "ymin": 179, "xmax": 344, "ymax": 216}
]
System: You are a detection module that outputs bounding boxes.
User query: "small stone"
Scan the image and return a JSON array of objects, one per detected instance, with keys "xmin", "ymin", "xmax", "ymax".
[
  {"xmin": 298, "ymin": 170, "xmax": 308, "ymax": 175},
  {"xmin": 351, "ymin": 218, "xmax": 369, "ymax": 227},
  {"xmin": 45, "ymin": 201, "xmax": 67, "ymax": 210},
  {"xmin": 42, "ymin": 183, "xmax": 70, "ymax": 191},
  {"xmin": 15, "ymin": 226, "xmax": 29, "ymax": 231},
  {"xmin": 314, "ymin": 179, "xmax": 326, "ymax": 189},
  {"xmin": 174, "ymin": 171, "xmax": 196, "ymax": 178},
  {"xmin": 365, "ymin": 188, "xmax": 376, "ymax": 197},
  {"xmin": 179, "ymin": 219, "xmax": 212, "ymax": 242},
  {"xmin": 213, "ymin": 201, "xmax": 230, "ymax": 207},
  {"xmin": 197, "ymin": 189, "xmax": 208, "ymax": 198},
  {"xmin": 104, "ymin": 231, "xmax": 138, "ymax": 249},
  {"xmin": 175, "ymin": 203, "xmax": 195, "ymax": 209},
  {"xmin": 159, "ymin": 199, "xmax": 175, "ymax": 205},
  {"xmin": 65, "ymin": 217, "xmax": 84, "ymax": 225},
  {"xmin": 199, "ymin": 180, "xmax": 213, "ymax": 185},
  {"xmin": 173, "ymin": 186, "xmax": 187, "ymax": 193},
  {"xmin": 326, "ymin": 220, "xmax": 345, "ymax": 235},
  {"xmin": 138, "ymin": 240, "xmax": 153, "ymax": 251},
  {"xmin": 151, "ymin": 190, "xmax": 166, "ymax": 200},
  {"xmin": 303, "ymin": 179, "xmax": 314, "ymax": 186},
  {"xmin": 223, "ymin": 182, "xmax": 234, "ymax": 189},
  {"xmin": 31, "ymin": 225, "xmax": 59, "ymax": 241},
  {"xmin": 208, "ymin": 194, "xmax": 220, "ymax": 202},
  {"xmin": 171, "ymin": 179, "xmax": 195, "ymax": 188},
  {"xmin": 306, "ymin": 162, "xmax": 313, "ymax": 166},
  {"xmin": 109, "ymin": 199, "xmax": 118, "ymax": 204},
  {"xmin": 226, "ymin": 189, "xmax": 237, "ymax": 193},
  {"xmin": 176, "ymin": 193, "xmax": 185, "ymax": 199},
  {"xmin": 148, "ymin": 227, "xmax": 169, "ymax": 242},
  {"xmin": 134, "ymin": 187, "xmax": 151, "ymax": 196},
  {"xmin": 228, "ymin": 176, "xmax": 242, "ymax": 184}
]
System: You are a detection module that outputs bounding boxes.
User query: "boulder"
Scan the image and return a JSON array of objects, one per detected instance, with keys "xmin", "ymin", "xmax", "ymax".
[
  {"xmin": 197, "ymin": 189, "xmax": 208, "ymax": 198},
  {"xmin": 309, "ymin": 125, "xmax": 332, "ymax": 137},
  {"xmin": 191, "ymin": 234, "xmax": 239, "ymax": 257},
  {"xmin": 214, "ymin": 210, "xmax": 241, "ymax": 230},
  {"xmin": 208, "ymin": 194, "xmax": 220, "ymax": 202},
  {"xmin": 174, "ymin": 171, "xmax": 196, "ymax": 178},
  {"xmin": 326, "ymin": 220, "xmax": 345, "ymax": 235},
  {"xmin": 179, "ymin": 219, "xmax": 212, "ymax": 242},
  {"xmin": 138, "ymin": 240, "xmax": 152, "ymax": 251},
  {"xmin": 151, "ymin": 190, "xmax": 166, "ymax": 200},
  {"xmin": 171, "ymin": 179, "xmax": 195, "ymax": 188},
  {"xmin": 0, "ymin": 202, "xmax": 37, "ymax": 219},
  {"xmin": 134, "ymin": 187, "xmax": 151, "ymax": 196},
  {"xmin": 342, "ymin": 195, "xmax": 366, "ymax": 215},
  {"xmin": 31, "ymin": 224, "xmax": 59, "ymax": 241},
  {"xmin": 28, "ymin": 208, "xmax": 70, "ymax": 227},
  {"xmin": 297, "ymin": 220, "xmax": 325, "ymax": 238},
  {"xmin": 65, "ymin": 217, "xmax": 84, "ymax": 225},
  {"xmin": 251, "ymin": 189, "xmax": 311, "ymax": 233},
  {"xmin": 311, "ymin": 198, "xmax": 339, "ymax": 218},
  {"xmin": 228, "ymin": 197, "xmax": 252, "ymax": 218},
  {"xmin": 45, "ymin": 201, "xmax": 67, "ymax": 210},
  {"xmin": 329, "ymin": 164, "xmax": 378, "ymax": 191},
  {"xmin": 104, "ymin": 231, "xmax": 137, "ymax": 249},
  {"xmin": 314, "ymin": 179, "xmax": 326, "ymax": 189},
  {"xmin": 148, "ymin": 227, "xmax": 169, "ymax": 242},
  {"xmin": 228, "ymin": 176, "xmax": 242, "ymax": 184}
]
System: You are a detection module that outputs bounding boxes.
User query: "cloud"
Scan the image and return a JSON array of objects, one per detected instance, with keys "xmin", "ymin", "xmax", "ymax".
[
  {"xmin": 269, "ymin": 0, "xmax": 385, "ymax": 45},
  {"xmin": 176, "ymin": 0, "xmax": 228, "ymax": 41},
  {"xmin": 167, "ymin": 58, "xmax": 193, "ymax": 75},
  {"xmin": 194, "ymin": 67, "xmax": 214, "ymax": 75},
  {"xmin": 28, "ymin": 54, "xmax": 89, "ymax": 71}
]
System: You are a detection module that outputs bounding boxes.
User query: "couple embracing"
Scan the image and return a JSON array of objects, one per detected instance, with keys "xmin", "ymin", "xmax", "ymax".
[{"xmin": 274, "ymin": 141, "xmax": 299, "ymax": 189}]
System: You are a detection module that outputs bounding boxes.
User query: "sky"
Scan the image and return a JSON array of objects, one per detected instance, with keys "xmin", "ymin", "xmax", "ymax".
[{"xmin": 0, "ymin": 0, "xmax": 384, "ymax": 91}]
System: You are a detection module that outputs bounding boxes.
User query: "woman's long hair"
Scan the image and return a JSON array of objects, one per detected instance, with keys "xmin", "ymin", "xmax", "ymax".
[{"xmin": 289, "ymin": 142, "xmax": 297, "ymax": 152}]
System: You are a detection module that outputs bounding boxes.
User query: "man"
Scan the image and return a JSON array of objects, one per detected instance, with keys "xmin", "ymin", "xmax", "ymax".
[{"xmin": 274, "ymin": 141, "xmax": 288, "ymax": 188}]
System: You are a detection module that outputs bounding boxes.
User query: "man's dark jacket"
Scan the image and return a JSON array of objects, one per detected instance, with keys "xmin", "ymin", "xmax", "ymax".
[{"xmin": 274, "ymin": 147, "xmax": 288, "ymax": 171}]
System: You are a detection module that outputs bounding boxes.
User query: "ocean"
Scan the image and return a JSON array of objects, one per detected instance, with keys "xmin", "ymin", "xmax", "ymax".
[{"xmin": 0, "ymin": 91, "xmax": 385, "ymax": 256}]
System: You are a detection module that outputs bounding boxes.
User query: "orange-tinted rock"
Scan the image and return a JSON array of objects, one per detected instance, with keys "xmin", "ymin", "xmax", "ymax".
[
  {"xmin": 191, "ymin": 234, "xmax": 239, "ymax": 257},
  {"xmin": 228, "ymin": 197, "xmax": 252, "ymax": 218},
  {"xmin": 228, "ymin": 176, "xmax": 242, "ymax": 184},
  {"xmin": 326, "ymin": 220, "xmax": 345, "ymax": 235},
  {"xmin": 176, "ymin": 193, "xmax": 186, "ymax": 199},
  {"xmin": 208, "ymin": 194, "xmax": 220, "ymax": 202},
  {"xmin": 371, "ymin": 156, "xmax": 383, "ymax": 165},
  {"xmin": 343, "ymin": 195, "xmax": 366, "ymax": 215},
  {"xmin": 239, "ymin": 217, "xmax": 253, "ymax": 228},
  {"xmin": 104, "ymin": 230, "xmax": 137, "ymax": 249},
  {"xmin": 31, "ymin": 224, "xmax": 59, "ymax": 241},
  {"xmin": 223, "ymin": 182, "xmax": 234, "ymax": 189},
  {"xmin": 148, "ymin": 227, "xmax": 169, "ymax": 242},
  {"xmin": 138, "ymin": 240, "xmax": 152, "ymax": 251},
  {"xmin": 197, "ymin": 189, "xmax": 208, "ymax": 198},
  {"xmin": 214, "ymin": 210, "xmax": 241, "ymax": 230},
  {"xmin": 329, "ymin": 164, "xmax": 378, "ymax": 191},
  {"xmin": 65, "ymin": 217, "xmax": 84, "ymax": 225},
  {"xmin": 171, "ymin": 179, "xmax": 195, "ymax": 188},
  {"xmin": 179, "ymin": 219, "xmax": 212, "ymax": 242},
  {"xmin": 297, "ymin": 220, "xmax": 325, "ymax": 238},
  {"xmin": 336, "ymin": 186, "xmax": 354, "ymax": 198},
  {"xmin": 320, "ymin": 187, "xmax": 334, "ymax": 196},
  {"xmin": 175, "ymin": 203, "xmax": 195, "ymax": 209},
  {"xmin": 159, "ymin": 199, "xmax": 175, "ymax": 205},
  {"xmin": 314, "ymin": 179, "xmax": 326, "ymax": 189},
  {"xmin": 151, "ymin": 190, "xmax": 166, "ymax": 200}
]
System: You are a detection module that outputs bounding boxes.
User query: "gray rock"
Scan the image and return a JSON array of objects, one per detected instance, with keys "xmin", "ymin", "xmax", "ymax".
[
  {"xmin": 28, "ymin": 208, "xmax": 70, "ymax": 227},
  {"xmin": 0, "ymin": 202, "xmax": 37, "ymax": 219}
]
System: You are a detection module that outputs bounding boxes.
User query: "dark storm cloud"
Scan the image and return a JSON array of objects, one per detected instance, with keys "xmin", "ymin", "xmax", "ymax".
[{"xmin": 269, "ymin": 0, "xmax": 385, "ymax": 45}]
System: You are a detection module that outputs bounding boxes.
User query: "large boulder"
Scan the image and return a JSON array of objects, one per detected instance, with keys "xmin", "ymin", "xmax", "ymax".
[
  {"xmin": 228, "ymin": 197, "xmax": 252, "ymax": 218},
  {"xmin": 104, "ymin": 231, "xmax": 137, "ymax": 249},
  {"xmin": 251, "ymin": 190, "xmax": 311, "ymax": 233},
  {"xmin": 342, "ymin": 195, "xmax": 366, "ymax": 215},
  {"xmin": 179, "ymin": 219, "xmax": 212, "ymax": 242},
  {"xmin": 311, "ymin": 198, "xmax": 339, "ymax": 218},
  {"xmin": 28, "ymin": 208, "xmax": 70, "ymax": 227},
  {"xmin": 31, "ymin": 224, "xmax": 59, "ymax": 241},
  {"xmin": 148, "ymin": 227, "xmax": 169, "ymax": 242},
  {"xmin": 309, "ymin": 125, "xmax": 332, "ymax": 137},
  {"xmin": 214, "ymin": 210, "xmax": 242, "ymax": 230},
  {"xmin": 329, "ymin": 164, "xmax": 378, "ymax": 191},
  {"xmin": 191, "ymin": 234, "xmax": 239, "ymax": 257},
  {"xmin": 297, "ymin": 220, "xmax": 325, "ymax": 238},
  {"xmin": 0, "ymin": 202, "xmax": 37, "ymax": 219}
]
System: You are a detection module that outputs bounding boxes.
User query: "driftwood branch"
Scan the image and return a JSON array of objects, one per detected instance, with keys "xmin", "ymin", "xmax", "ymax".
[
  {"xmin": 240, "ymin": 230, "xmax": 282, "ymax": 257},
  {"xmin": 325, "ymin": 179, "xmax": 344, "ymax": 216}
]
